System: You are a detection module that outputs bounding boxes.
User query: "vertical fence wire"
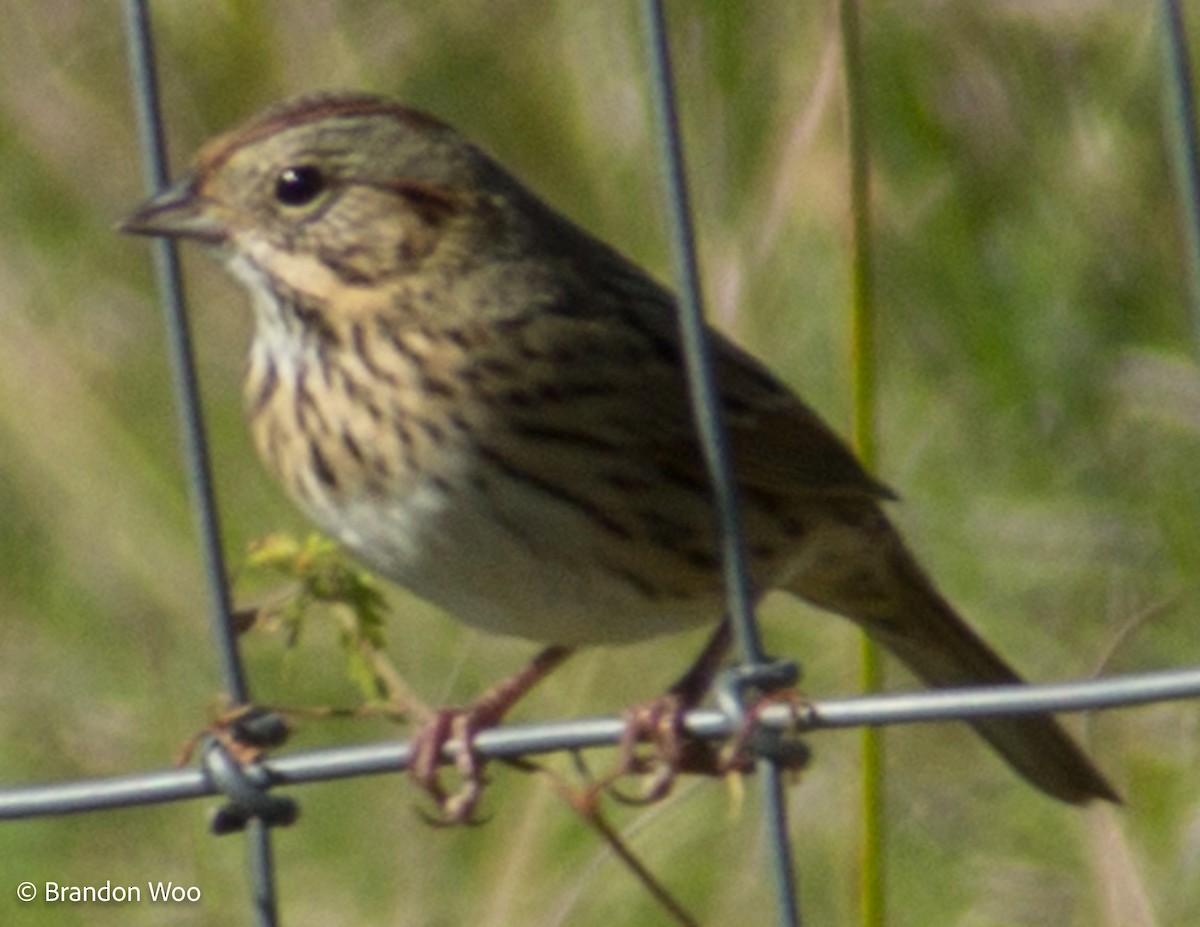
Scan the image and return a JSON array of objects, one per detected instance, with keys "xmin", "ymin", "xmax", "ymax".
[
  {"xmin": 640, "ymin": 3, "xmax": 801, "ymax": 925},
  {"xmin": 120, "ymin": 0, "xmax": 249, "ymax": 711},
  {"xmin": 246, "ymin": 822, "xmax": 282, "ymax": 927},
  {"xmin": 638, "ymin": 0, "xmax": 761, "ymax": 664},
  {"xmin": 120, "ymin": 3, "xmax": 280, "ymax": 925},
  {"xmin": 1160, "ymin": 0, "xmax": 1200, "ymax": 346}
]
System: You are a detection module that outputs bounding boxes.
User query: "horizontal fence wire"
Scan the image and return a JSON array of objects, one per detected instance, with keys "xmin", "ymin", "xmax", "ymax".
[
  {"xmin": 0, "ymin": 4, "xmax": 1196, "ymax": 927},
  {"xmin": 6, "ymin": 664, "xmax": 1200, "ymax": 821}
]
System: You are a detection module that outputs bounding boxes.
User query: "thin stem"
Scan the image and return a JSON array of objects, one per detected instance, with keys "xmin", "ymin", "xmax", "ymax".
[{"xmin": 838, "ymin": 1, "xmax": 886, "ymax": 925}]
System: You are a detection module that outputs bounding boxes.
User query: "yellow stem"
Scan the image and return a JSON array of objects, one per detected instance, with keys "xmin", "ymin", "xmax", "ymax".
[{"xmin": 839, "ymin": 1, "xmax": 885, "ymax": 925}]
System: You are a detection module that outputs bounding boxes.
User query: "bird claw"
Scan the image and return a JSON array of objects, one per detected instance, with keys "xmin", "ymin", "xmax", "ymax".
[
  {"xmin": 610, "ymin": 693, "xmax": 722, "ymax": 804},
  {"xmin": 612, "ymin": 693, "xmax": 682, "ymax": 804},
  {"xmin": 718, "ymin": 688, "xmax": 811, "ymax": 775},
  {"xmin": 407, "ymin": 644, "xmax": 573, "ymax": 824},
  {"xmin": 409, "ymin": 705, "xmax": 497, "ymax": 825},
  {"xmin": 609, "ymin": 685, "xmax": 810, "ymax": 804}
]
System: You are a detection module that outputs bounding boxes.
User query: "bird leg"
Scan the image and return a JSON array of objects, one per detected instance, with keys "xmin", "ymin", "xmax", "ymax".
[{"xmin": 409, "ymin": 644, "xmax": 573, "ymax": 823}]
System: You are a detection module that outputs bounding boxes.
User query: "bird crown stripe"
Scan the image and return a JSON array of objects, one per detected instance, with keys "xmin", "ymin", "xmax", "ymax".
[{"xmin": 194, "ymin": 94, "xmax": 449, "ymax": 186}]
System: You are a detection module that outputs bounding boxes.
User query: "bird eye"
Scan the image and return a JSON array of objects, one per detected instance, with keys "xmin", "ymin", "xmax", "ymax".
[{"xmin": 274, "ymin": 165, "xmax": 326, "ymax": 207}]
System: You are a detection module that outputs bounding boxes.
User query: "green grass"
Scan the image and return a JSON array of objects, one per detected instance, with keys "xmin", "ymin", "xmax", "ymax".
[{"xmin": 0, "ymin": 2, "xmax": 1197, "ymax": 925}]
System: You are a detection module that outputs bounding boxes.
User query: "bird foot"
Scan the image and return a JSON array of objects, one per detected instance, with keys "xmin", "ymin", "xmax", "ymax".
[
  {"xmin": 718, "ymin": 687, "xmax": 811, "ymax": 775},
  {"xmin": 409, "ymin": 703, "xmax": 499, "ymax": 825},
  {"xmin": 407, "ymin": 644, "xmax": 573, "ymax": 825},
  {"xmin": 610, "ymin": 675, "xmax": 810, "ymax": 804},
  {"xmin": 610, "ymin": 692, "xmax": 724, "ymax": 804}
]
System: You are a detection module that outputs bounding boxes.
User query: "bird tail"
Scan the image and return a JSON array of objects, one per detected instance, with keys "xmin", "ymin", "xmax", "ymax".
[{"xmin": 786, "ymin": 515, "xmax": 1118, "ymax": 805}]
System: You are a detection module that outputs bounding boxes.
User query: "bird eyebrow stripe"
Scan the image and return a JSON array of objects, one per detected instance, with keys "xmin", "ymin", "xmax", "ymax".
[{"xmin": 366, "ymin": 179, "xmax": 461, "ymax": 223}]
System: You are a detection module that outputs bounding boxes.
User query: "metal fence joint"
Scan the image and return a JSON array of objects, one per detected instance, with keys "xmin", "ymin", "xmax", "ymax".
[{"xmin": 202, "ymin": 738, "xmax": 299, "ymax": 836}]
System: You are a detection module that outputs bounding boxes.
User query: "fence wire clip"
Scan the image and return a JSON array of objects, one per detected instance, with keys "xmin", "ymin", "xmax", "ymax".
[
  {"xmin": 713, "ymin": 659, "xmax": 810, "ymax": 770},
  {"xmin": 201, "ymin": 734, "xmax": 299, "ymax": 836}
]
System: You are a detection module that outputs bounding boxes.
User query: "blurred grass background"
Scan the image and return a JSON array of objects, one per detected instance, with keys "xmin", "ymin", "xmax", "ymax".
[{"xmin": 0, "ymin": 1, "xmax": 1197, "ymax": 925}]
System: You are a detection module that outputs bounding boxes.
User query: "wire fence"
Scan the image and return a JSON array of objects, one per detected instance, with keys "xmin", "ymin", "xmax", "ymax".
[{"xmin": 2, "ymin": 3, "xmax": 1198, "ymax": 926}]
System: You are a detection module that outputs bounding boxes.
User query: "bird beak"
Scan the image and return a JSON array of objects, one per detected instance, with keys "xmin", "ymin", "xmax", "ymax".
[{"xmin": 118, "ymin": 174, "xmax": 228, "ymax": 244}]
